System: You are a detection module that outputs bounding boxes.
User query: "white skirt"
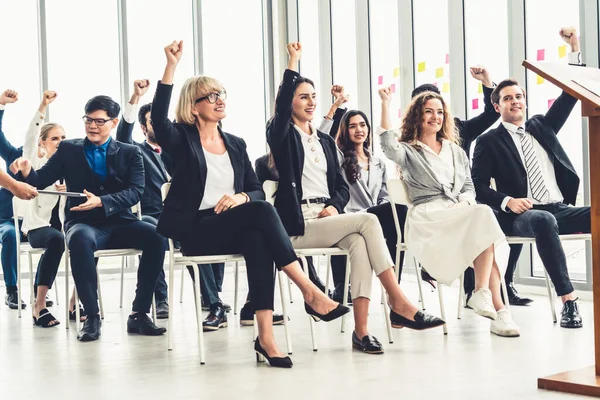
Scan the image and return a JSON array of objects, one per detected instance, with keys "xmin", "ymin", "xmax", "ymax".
[{"xmin": 406, "ymin": 200, "xmax": 509, "ymax": 286}]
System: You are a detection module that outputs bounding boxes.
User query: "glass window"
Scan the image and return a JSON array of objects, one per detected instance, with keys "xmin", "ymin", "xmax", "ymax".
[
  {"xmin": 126, "ymin": 0, "xmax": 195, "ymax": 143},
  {"xmin": 331, "ymin": 0, "xmax": 359, "ymax": 112},
  {"xmin": 298, "ymin": 0, "xmax": 323, "ymax": 120},
  {"xmin": 413, "ymin": 0, "xmax": 451, "ymax": 104},
  {"xmin": 464, "ymin": 0, "xmax": 509, "ymax": 120},
  {"xmin": 525, "ymin": 0, "xmax": 584, "ymax": 280},
  {"xmin": 45, "ymin": 0, "xmax": 121, "ymax": 140},
  {"xmin": 0, "ymin": 1, "xmax": 41, "ymax": 152},
  {"xmin": 202, "ymin": 0, "xmax": 267, "ymax": 163}
]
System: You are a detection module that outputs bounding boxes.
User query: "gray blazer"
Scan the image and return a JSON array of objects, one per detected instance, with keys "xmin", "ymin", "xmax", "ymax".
[
  {"xmin": 337, "ymin": 148, "xmax": 389, "ymax": 212},
  {"xmin": 379, "ymin": 129, "xmax": 475, "ymax": 206}
]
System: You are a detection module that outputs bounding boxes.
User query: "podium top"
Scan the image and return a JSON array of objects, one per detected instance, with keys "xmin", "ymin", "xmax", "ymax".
[{"xmin": 523, "ymin": 60, "xmax": 600, "ymax": 115}]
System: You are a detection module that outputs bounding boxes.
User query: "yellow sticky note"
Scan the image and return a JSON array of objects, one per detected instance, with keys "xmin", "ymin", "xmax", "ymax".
[
  {"xmin": 537, "ymin": 75, "xmax": 545, "ymax": 85},
  {"xmin": 442, "ymin": 82, "xmax": 450, "ymax": 93},
  {"xmin": 478, "ymin": 83, "xmax": 483, "ymax": 94},
  {"xmin": 558, "ymin": 45, "xmax": 567, "ymax": 59},
  {"xmin": 435, "ymin": 67, "xmax": 444, "ymax": 78},
  {"xmin": 393, "ymin": 67, "xmax": 400, "ymax": 78},
  {"xmin": 418, "ymin": 62, "xmax": 426, "ymax": 72}
]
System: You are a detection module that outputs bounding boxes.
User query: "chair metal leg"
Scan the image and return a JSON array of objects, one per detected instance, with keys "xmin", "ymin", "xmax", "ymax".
[
  {"xmin": 179, "ymin": 263, "xmax": 185, "ymax": 304},
  {"xmin": 65, "ymin": 249, "xmax": 70, "ymax": 330},
  {"xmin": 340, "ymin": 255, "xmax": 351, "ymax": 333},
  {"xmin": 167, "ymin": 243, "xmax": 176, "ymax": 351},
  {"xmin": 300, "ymin": 255, "xmax": 317, "ymax": 351},
  {"xmin": 438, "ymin": 283, "xmax": 448, "ymax": 335},
  {"xmin": 233, "ymin": 261, "xmax": 239, "ymax": 315},
  {"xmin": 54, "ymin": 271, "xmax": 59, "ymax": 306},
  {"xmin": 287, "ymin": 275, "xmax": 294, "ymax": 303},
  {"xmin": 28, "ymin": 252, "xmax": 34, "ymax": 306},
  {"xmin": 96, "ymin": 266, "xmax": 105, "ymax": 320},
  {"xmin": 324, "ymin": 255, "xmax": 331, "ymax": 295},
  {"xmin": 382, "ymin": 284, "xmax": 393, "ymax": 343},
  {"xmin": 119, "ymin": 256, "xmax": 126, "ymax": 308},
  {"xmin": 151, "ymin": 294, "xmax": 157, "ymax": 322},
  {"xmin": 17, "ymin": 249, "xmax": 22, "ymax": 319},
  {"xmin": 457, "ymin": 272, "xmax": 464, "ymax": 319},
  {"xmin": 191, "ymin": 263, "xmax": 206, "ymax": 364},
  {"xmin": 543, "ymin": 270, "xmax": 557, "ymax": 323},
  {"xmin": 75, "ymin": 288, "xmax": 81, "ymax": 330},
  {"xmin": 278, "ymin": 270, "xmax": 293, "ymax": 355},
  {"xmin": 414, "ymin": 258, "xmax": 426, "ymax": 310}
]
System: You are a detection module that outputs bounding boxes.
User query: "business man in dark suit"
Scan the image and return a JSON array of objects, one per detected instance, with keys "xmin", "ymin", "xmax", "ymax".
[
  {"xmin": 13, "ymin": 95, "xmax": 168, "ymax": 341},
  {"xmin": 472, "ymin": 69, "xmax": 584, "ymax": 329}
]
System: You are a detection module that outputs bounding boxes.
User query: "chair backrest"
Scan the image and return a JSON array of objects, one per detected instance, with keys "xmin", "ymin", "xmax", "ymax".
[
  {"xmin": 131, "ymin": 203, "xmax": 142, "ymax": 220},
  {"xmin": 161, "ymin": 182, "xmax": 171, "ymax": 202},
  {"xmin": 263, "ymin": 180, "xmax": 278, "ymax": 205},
  {"xmin": 387, "ymin": 179, "xmax": 413, "ymax": 207}
]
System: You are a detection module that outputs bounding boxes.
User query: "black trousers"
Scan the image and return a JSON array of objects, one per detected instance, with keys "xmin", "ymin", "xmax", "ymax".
[
  {"xmin": 66, "ymin": 219, "xmax": 167, "ymax": 315},
  {"xmin": 331, "ymin": 202, "xmax": 407, "ymax": 287},
  {"xmin": 28, "ymin": 226, "xmax": 65, "ymax": 289},
  {"xmin": 179, "ymin": 201, "xmax": 298, "ymax": 311},
  {"xmin": 142, "ymin": 214, "xmax": 170, "ymax": 301}
]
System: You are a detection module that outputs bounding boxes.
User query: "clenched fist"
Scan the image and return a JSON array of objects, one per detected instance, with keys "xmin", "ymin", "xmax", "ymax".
[
  {"xmin": 287, "ymin": 42, "xmax": 302, "ymax": 60},
  {"xmin": 164, "ymin": 40, "xmax": 183, "ymax": 66},
  {"xmin": 42, "ymin": 90, "xmax": 58, "ymax": 106},
  {"xmin": 133, "ymin": 79, "xmax": 151, "ymax": 97},
  {"xmin": 0, "ymin": 89, "xmax": 18, "ymax": 105}
]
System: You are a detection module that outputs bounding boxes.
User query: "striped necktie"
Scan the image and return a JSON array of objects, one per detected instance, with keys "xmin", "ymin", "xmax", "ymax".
[{"xmin": 516, "ymin": 126, "xmax": 549, "ymax": 202}]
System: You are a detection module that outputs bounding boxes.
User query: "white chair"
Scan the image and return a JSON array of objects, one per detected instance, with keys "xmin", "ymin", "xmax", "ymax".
[
  {"xmin": 12, "ymin": 197, "xmax": 58, "ymax": 319},
  {"xmin": 161, "ymin": 183, "xmax": 291, "ymax": 364},
  {"xmin": 505, "ymin": 233, "xmax": 591, "ymax": 323}
]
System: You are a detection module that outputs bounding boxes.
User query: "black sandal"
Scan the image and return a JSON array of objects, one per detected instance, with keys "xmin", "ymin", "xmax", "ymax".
[
  {"xmin": 33, "ymin": 308, "xmax": 61, "ymax": 328},
  {"xmin": 69, "ymin": 305, "xmax": 87, "ymax": 322}
]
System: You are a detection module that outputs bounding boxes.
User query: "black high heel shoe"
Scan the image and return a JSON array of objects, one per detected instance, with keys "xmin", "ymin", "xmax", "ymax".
[
  {"xmin": 304, "ymin": 302, "xmax": 350, "ymax": 322},
  {"xmin": 254, "ymin": 337, "xmax": 293, "ymax": 368},
  {"xmin": 420, "ymin": 268, "xmax": 437, "ymax": 289}
]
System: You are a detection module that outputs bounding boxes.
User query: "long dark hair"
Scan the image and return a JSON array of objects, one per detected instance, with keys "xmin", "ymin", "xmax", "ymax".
[{"xmin": 336, "ymin": 110, "xmax": 371, "ymax": 184}]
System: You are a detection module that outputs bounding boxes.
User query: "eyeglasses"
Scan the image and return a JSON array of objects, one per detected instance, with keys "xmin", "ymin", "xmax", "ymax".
[
  {"xmin": 82, "ymin": 116, "xmax": 113, "ymax": 126},
  {"xmin": 195, "ymin": 91, "xmax": 227, "ymax": 104}
]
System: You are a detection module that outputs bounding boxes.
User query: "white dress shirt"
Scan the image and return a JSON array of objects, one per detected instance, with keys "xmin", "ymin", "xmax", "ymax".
[
  {"xmin": 500, "ymin": 121, "xmax": 563, "ymax": 211},
  {"xmin": 198, "ymin": 149, "xmax": 235, "ymax": 210},
  {"xmin": 294, "ymin": 124, "xmax": 330, "ymax": 200}
]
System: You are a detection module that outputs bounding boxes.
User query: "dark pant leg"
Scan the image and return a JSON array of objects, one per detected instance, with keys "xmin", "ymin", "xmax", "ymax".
[
  {"xmin": 331, "ymin": 255, "xmax": 347, "ymax": 288},
  {"xmin": 504, "ymin": 244, "xmax": 524, "ymax": 284},
  {"xmin": 198, "ymin": 263, "xmax": 221, "ymax": 306},
  {"xmin": 66, "ymin": 224, "xmax": 106, "ymax": 315},
  {"xmin": 214, "ymin": 263, "xmax": 225, "ymax": 291},
  {"xmin": 0, "ymin": 220, "xmax": 17, "ymax": 288},
  {"xmin": 104, "ymin": 220, "xmax": 167, "ymax": 314},
  {"xmin": 367, "ymin": 202, "xmax": 405, "ymax": 279},
  {"xmin": 553, "ymin": 204, "xmax": 591, "ymax": 234},
  {"xmin": 142, "ymin": 214, "xmax": 168, "ymax": 302},
  {"xmin": 511, "ymin": 207, "xmax": 573, "ymax": 296},
  {"xmin": 28, "ymin": 226, "xmax": 64, "ymax": 289}
]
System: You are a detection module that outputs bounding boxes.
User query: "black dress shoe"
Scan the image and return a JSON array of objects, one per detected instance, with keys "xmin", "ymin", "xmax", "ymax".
[
  {"xmin": 390, "ymin": 309, "xmax": 445, "ymax": 330},
  {"xmin": 156, "ymin": 300, "xmax": 169, "ymax": 319},
  {"xmin": 203, "ymin": 302, "xmax": 228, "ymax": 331},
  {"xmin": 255, "ymin": 336, "xmax": 293, "ymax": 368},
  {"xmin": 560, "ymin": 299, "xmax": 583, "ymax": 328},
  {"xmin": 331, "ymin": 283, "xmax": 352, "ymax": 305},
  {"xmin": 201, "ymin": 299, "xmax": 231, "ymax": 312},
  {"xmin": 304, "ymin": 302, "xmax": 350, "ymax": 322},
  {"xmin": 5, "ymin": 290, "xmax": 26, "ymax": 310},
  {"xmin": 239, "ymin": 303, "xmax": 287, "ymax": 326},
  {"xmin": 352, "ymin": 331, "xmax": 383, "ymax": 354},
  {"xmin": 77, "ymin": 314, "xmax": 102, "ymax": 342},
  {"xmin": 127, "ymin": 313, "xmax": 167, "ymax": 335},
  {"xmin": 505, "ymin": 282, "xmax": 533, "ymax": 306}
]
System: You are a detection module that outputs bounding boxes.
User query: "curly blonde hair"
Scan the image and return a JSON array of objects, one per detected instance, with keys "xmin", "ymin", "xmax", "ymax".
[{"xmin": 400, "ymin": 91, "xmax": 459, "ymax": 146}]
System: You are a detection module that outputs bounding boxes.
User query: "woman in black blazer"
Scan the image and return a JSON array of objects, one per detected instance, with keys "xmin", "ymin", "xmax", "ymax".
[
  {"xmin": 267, "ymin": 43, "xmax": 445, "ymax": 354},
  {"xmin": 152, "ymin": 41, "xmax": 349, "ymax": 368}
]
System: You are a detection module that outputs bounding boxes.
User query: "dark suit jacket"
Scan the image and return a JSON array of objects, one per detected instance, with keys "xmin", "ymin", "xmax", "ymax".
[
  {"xmin": 456, "ymin": 84, "xmax": 499, "ymax": 157},
  {"xmin": 0, "ymin": 109, "xmax": 24, "ymax": 221},
  {"xmin": 22, "ymin": 138, "xmax": 144, "ymax": 231},
  {"xmin": 116, "ymin": 118, "xmax": 173, "ymax": 218},
  {"xmin": 471, "ymin": 91, "xmax": 579, "ymax": 233},
  {"xmin": 151, "ymin": 82, "xmax": 265, "ymax": 241},
  {"xmin": 266, "ymin": 69, "xmax": 350, "ymax": 237},
  {"xmin": 255, "ymin": 154, "xmax": 279, "ymax": 183}
]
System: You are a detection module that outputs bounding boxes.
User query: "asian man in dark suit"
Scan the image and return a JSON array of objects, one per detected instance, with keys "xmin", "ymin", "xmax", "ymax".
[
  {"xmin": 472, "ymin": 41, "xmax": 584, "ymax": 328},
  {"xmin": 13, "ymin": 95, "xmax": 168, "ymax": 341}
]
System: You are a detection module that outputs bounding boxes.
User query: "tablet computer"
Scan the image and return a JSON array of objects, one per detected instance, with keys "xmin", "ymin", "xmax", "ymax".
[{"xmin": 38, "ymin": 190, "xmax": 87, "ymax": 198}]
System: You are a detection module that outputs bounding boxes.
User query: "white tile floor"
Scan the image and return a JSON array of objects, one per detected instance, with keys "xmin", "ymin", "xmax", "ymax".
[{"xmin": 0, "ymin": 265, "xmax": 593, "ymax": 400}]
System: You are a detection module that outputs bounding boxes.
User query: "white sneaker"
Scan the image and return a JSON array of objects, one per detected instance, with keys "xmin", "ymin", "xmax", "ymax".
[
  {"xmin": 491, "ymin": 308, "xmax": 520, "ymax": 337},
  {"xmin": 467, "ymin": 288, "xmax": 497, "ymax": 320}
]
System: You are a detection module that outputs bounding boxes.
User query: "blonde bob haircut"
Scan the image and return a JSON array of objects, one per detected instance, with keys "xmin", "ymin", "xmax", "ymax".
[
  {"xmin": 400, "ymin": 91, "xmax": 459, "ymax": 146},
  {"xmin": 39, "ymin": 122, "xmax": 64, "ymax": 143},
  {"xmin": 175, "ymin": 76, "xmax": 225, "ymax": 125}
]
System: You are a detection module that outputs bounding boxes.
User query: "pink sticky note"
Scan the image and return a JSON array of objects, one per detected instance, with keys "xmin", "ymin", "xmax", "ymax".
[
  {"xmin": 537, "ymin": 49, "xmax": 545, "ymax": 61},
  {"xmin": 445, "ymin": 53, "xmax": 450, "ymax": 64},
  {"xmin": 472, "ymin": 98, "xmax": 479, "ymax": 110},
  {"xmin": 390, "ymin": 84, "xmax": 396, "ymax": 93},
  {"xmin": 548, "ymin": 98, "xmax": 556, "ymax": 109},
  {"xmin": 398, "ymin": 109, "xmax": 403, "ymax": 118},
  {"xmin": 433, "ymin": 82, "xmax": 438, "ymax": 87},
  {"xmin": 378, "ymin": 75, "xmax": 383, "ymax": 85}
]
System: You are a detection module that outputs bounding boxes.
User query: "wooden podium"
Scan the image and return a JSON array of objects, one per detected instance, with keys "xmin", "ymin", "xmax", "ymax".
[{"xmin": 523, "ymin": 60, "xmax": 600, "ymax": 397}]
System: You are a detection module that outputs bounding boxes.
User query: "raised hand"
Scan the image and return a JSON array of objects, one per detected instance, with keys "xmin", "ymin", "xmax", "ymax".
[
  {"xmin": 164, "ymin": 40, "xmax": 183, "ymax": 66},
  {"xmin": 378, "ymin": 86, "xmax": 392, "ymax": 103},
  {"xmin": 0, "ymin": 89, "xmax": 18, "ymax": 105},
  {"xmin": 331, "ymin": 85, "xmax": 349, "ymax": 106},
  {"xmin": 469, "ymin": 65, "xmax": 492, "ymax": 88},
  {"xmin": 287, "ymin": 42, "xmax": 302, "ymax": 61},
  {"xmin": 41, "ymin": 90, "xmax": 57, "ymax": 106},
  {"xmin": 133, "ymin": 79, "xmax": 151, "ymax": 97},
  {"xmin": 559, "ymin": 26, "xmax": 579, "ymax": 52}
]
